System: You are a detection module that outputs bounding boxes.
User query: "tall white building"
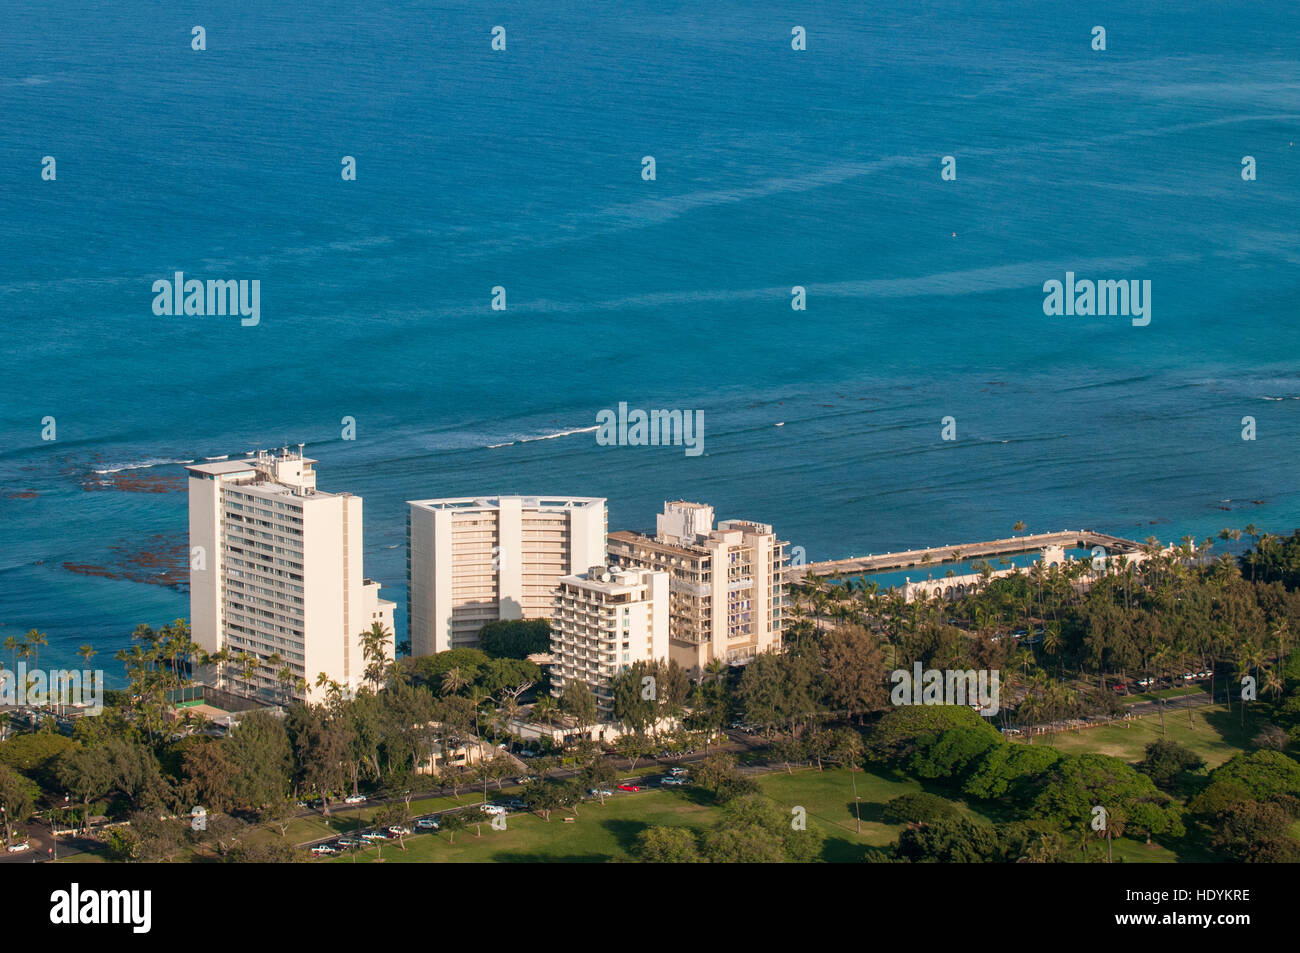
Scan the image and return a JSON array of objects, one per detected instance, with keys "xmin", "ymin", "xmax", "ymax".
[
  {"xmin": 607, "ymin": 501, "xmax": 789, "ymax": 676},
  {"xmin": 550, "ymin": 566, "xmax": 669, "ymax": 718},
  {"xmin": 187, "ymin": 448, "xmax": 394, "ymax": 701},
  {"xmin": 406, "ymin": 496, "xmax": 608, "ymax": 656}
]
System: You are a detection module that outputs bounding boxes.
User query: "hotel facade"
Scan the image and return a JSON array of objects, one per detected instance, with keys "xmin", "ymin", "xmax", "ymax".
[
  {"xmin": 549, "ymin": 565, "xmax": 669, "ymax": 718},
  {"xmin": 406, "ymin": 495, "xmax": 607, "ymax": 656},
  {"xmin": 607, "ymin": 501, "xmax": 790, "ymax": 676},
  {"xmin": 187, "ymin": 449, "xmax": 394, "ymax": 701}
]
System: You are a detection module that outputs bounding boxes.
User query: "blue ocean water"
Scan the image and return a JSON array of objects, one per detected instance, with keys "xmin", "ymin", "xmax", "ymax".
[{"xmin": 2, "ymin": 1, "xmax": 1299, "ymax": 684}]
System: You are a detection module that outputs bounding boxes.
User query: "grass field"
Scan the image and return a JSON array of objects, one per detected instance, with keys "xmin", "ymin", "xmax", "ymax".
[
  {"xmin": 313, "ymin": 764, "xmax": 1188, "ymax": 863},
  {"xmin": 1023, "ymin": 703, "xmax": 1264, "ymax": 769},
  {"xmin": 323, "ymin": 767, "xmax": 931, "ymax": 863},
  {"xmin": 326, "ymin": 786, "xmax": 719, "ymax": 863}
]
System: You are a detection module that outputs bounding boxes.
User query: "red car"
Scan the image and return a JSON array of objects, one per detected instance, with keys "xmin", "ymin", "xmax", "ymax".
[
  {"xmin": 617, "ymin": 784, "xmax": 640, "ymax": 792},
  {"xmin": 1112, "ymin": 684, "xmax": 1129, "ymax": 695}
]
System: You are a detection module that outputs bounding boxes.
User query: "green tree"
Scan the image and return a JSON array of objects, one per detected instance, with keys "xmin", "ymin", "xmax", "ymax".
[
  {"xmin": 559, "ymin": 680, "xmax": 598, "ymax": 735},
  {"xmin": 476, "ymin": 619, "xmax": 554, "ymax": 659},
  {"xmin": 637, "ymin": 826, "xmax": 703, "ymax": 862},
  {"xmin": 0, "ymin": 762, "xmax": 38, "ymax": 844},
  {"xmin": 1138, "ymin": 739, "xmax": 1205, "ymax": 788}
]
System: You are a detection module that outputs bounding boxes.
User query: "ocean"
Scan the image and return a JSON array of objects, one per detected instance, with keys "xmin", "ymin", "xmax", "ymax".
[{"xmin": 2, "ymin": 1, "xmax": 1299, "ymax": 683}]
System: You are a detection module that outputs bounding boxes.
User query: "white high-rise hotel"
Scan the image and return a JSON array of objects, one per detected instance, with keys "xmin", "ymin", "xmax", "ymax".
[
  {"xmin": 406, "ymin": 496, "xmax": 607, "ymax": 655},
  {"xmin": 187, "ymin": 448, "xmax": 394, "ymax": 701},
  {"xmin": 550, "ymin": 566, "xmax": 668, "ymax": 718}
]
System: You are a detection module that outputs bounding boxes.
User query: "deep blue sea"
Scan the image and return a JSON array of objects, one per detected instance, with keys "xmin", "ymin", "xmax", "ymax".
[{"xmin": 3, "ymin": 1, "xmax": 1299, "ymax": 684}]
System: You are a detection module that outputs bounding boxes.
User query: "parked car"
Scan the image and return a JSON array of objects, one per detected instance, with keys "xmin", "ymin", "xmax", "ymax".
[
  {"xmin": 661, "ymin": 777, "xmax": 685, "ymax": 786},
  {"xmin": 515, "ymin": 776, "xmax": 536, "ymax": 785},
  {"xmin": 336, "ymin": 837, "xmax": 360, "ymax": 847},
  {"xmin": 1137, "ymin": 677, "xmax": 1154, "ymax": 687},
  {"xmin": 311, "ymin": 845, "xmax": 339, "ymax": 855},
  {"xmin": 507, "ymin": 799, "xmax": 528, "ymax": 810},
  {"xmin": 480, "ymin": 804, "xmax": 507, "ymax": 816},
  {"xmin": 669, "ymin": 767, "xmax": 688, "ymax": 776},
  {"xmin": 589, "ymin": 788, "xmax": 614, "ymax": 797},
  {"xmin": 1112, "ymin": 684, "xmax": 1128, "ymax": 694},
  {"xmin": 360, "ymin": 831, "xmax": 387, "ymax": 841},
  {"xmin": 617, "ymin": 784, "xmax": 640, "ymax": 792},
  {"xmin": 388, "ymin": 826, "xmax": 412, "ymax": 836},
  {"xmin": 344, "ymin": 794, "xmax": 366, "ymax": 805},
  {"xmin": 6, "ymin": 842, "xmax": 29, "ymax": 853},
  {"xmin": 1182, "ymin": 672, "xmax": 1195, "ymax": 681},
  {"xmin": 416, "ymin": 818, "xmax": 440, "ymax": 830},
  {"xmin": 1198, "ymin": 670, "xmax": 1212, "ymax": 678}
]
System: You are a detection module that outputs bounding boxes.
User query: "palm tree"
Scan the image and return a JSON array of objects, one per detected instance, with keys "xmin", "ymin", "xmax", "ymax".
[
  {"xmin": 1042, "ymin": 621, "xmax": 1063, "ymax": 679},
  {"xmin": 24, "ymin": 629, "xmax": 48, "ymax": 673},
  {"xmin": 1233, "ymin": 655, "xmax": 1253, "ymax": 727},
  {"xmin": 532, "ymin": 694, "xmax": 559, "ymax": 726},
  {"xmin": 76, "ymin": 644, "xmax": 97, "ymax": 694},
  {"xmin": 441, "ymin": 667, "xmax": 469, "ymax": 697},
  {"xmin": 208, "ymin": 647, "xmax": 230, "ymax": 691},
  {"xmin": 275, "ymin": 663, "xmax": 294, "ymax": 707},
  {"xmin": 1151, "ymin": 646, "xmax": 1172, "ymax": 734},
  {"xmin": 237, "ymin": 651, "xmax": 259, "ymax": 696},
  {"xmin": 832, "ymin": 731, "xmax": 865, "ymax": 834},
  {"xmin": 1263, "ymin": 666, "xmax": 1284, "ymax": 702},
  {"xmin": 360, "ymin": 621, "xmax": 393, "ymax": 692},
  {"xmin": 2, "ymin": 635, "xmax": 18, "ymax": 675}
]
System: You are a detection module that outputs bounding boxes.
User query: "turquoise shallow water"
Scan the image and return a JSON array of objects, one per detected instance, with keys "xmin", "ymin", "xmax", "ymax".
[{"xmin": 2, "ymin": 1, "xmax": 1299, "ymax": 680}]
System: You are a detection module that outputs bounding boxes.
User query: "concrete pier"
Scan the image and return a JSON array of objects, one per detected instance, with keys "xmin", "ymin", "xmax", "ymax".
[{"xmin": 789, "ymin": 530, "xmax": 1145, "ymax": 582}]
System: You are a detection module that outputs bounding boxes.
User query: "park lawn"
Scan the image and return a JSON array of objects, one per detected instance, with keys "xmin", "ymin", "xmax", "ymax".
[
  {"xmin": 1128, "ymin": 685, "xmax": 1203, "ymax": 704},
  {"xmin": 56, "ymin": 851, "xmax": 107, "ymax": 863},
  {"xmin": 326, "ymin": 788, "xmax": 719, "ymax": 863},
  {"xmin": 1015, "ymin": 704, "xmax": 1260, "ymax": 768},
  {"xmin": 757, "ymin": 766, "xmax": 1004, "ymax": 860},
  {"xmin": 1093, "ymin": 835, "xmax": 1184, "ymax": 864}
]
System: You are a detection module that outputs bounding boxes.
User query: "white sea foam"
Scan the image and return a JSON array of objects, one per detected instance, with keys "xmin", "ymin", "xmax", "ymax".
[
  {"xmin": 487, "ymin": 425, "xmax": 598, "ymax": 449},
  {"xmin": 91, "ymin": 458, "xmax": 194, "ymax": 475}
]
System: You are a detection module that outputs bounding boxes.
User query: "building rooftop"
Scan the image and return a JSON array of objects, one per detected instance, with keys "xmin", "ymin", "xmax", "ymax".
[
  {"xmin": 408, "ymin": 495, "xmax": 605, "ymax": 512},
  {"xmin": 186, "ymin": 460, "xmax": 258, "ymax": 477},
  {"xmin": 560, "ymin": 565, "xmax": 657, "ymax": 593}
]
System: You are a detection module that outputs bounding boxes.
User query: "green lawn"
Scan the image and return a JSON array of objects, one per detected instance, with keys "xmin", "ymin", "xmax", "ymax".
[
  {"xmin": 322, "ymin": 766, "xmax": 1022, "ymax": 864},
  {"xmin": 755, "ymin": 766, "xmax": 1006, "ymax": 858},
  {"xmin": 1127, "ymin": 685, "xmax": 1204, "ymax": 704},
  {"xmin": 326, "ymin": 787, "xmax": 719, "ymax": 863},
  {"xmin": 1024, "ymin": 703, "xmax": 1263, "ymax": 768}
]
